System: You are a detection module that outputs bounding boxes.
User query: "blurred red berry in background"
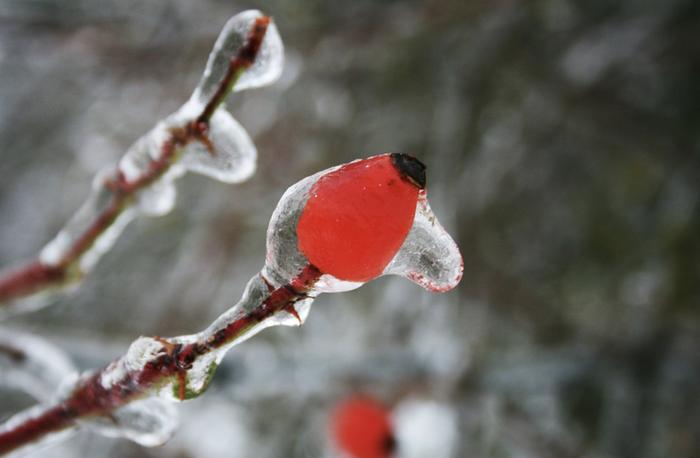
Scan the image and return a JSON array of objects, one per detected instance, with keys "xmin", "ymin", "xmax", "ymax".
[{"xmin": 331, "ymin": 395, "xmax": 395, "ymax": 458}]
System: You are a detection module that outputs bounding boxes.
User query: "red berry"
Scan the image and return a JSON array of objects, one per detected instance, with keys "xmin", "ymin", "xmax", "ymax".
[
  {"xmin": 331, "ymin": 396, "xmax": 395, "ymax": 458},
  {"xmin": 297, "ymin": 154, "xmax": 422, "ymax": 282}
]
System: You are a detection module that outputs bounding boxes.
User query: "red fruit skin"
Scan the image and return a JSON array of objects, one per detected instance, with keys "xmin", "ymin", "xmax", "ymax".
[
  {"xmin": 296, "ymin": 155, "xmax": 419, "ymax": 282},
  {"xmin": 331, "ymin": 396, "xmax": 394, "ymax": 458}
]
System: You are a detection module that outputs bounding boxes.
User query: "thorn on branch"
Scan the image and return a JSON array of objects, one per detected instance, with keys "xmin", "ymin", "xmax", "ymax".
[
  {"xmin": 191, "ymin": 121, "xmax": 216, "ymax": 156},
  {"xmin": 285, "ymin": 303, "xmax": 303, "ymax": 325}
]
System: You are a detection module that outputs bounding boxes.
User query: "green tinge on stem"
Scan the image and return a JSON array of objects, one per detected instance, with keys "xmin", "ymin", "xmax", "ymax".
[{"xmin": 173, "ymin": 362, "xmax": 219, "ymax": 401}]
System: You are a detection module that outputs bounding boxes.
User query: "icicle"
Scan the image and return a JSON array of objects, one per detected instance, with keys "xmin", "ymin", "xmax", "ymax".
[{"xmin": 191, "ymin": 9, "xmax": 284, "ymax": 109}]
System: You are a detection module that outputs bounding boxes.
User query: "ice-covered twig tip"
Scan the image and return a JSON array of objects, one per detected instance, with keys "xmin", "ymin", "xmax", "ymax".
[
  {"xmin": 0, "ymin": 10, "xmax": 283, "ymax": 316},
  {"xmin": 0, "ymin": 154, "xmax": 462, "ymax": 455}
]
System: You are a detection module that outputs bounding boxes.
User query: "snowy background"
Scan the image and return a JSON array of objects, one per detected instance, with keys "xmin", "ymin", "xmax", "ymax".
[{"xmin": 1, "ymin": 0, "xmax": 699, "ymax": 456}]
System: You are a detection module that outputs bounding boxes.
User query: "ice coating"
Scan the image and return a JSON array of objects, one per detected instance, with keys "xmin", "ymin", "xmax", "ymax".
[
  {"xmin": 118, "ymin": 121, "xmax": 172, "ymax": 183},
  {"xmin": 181, "ymin": 108, "xmax": 257, "ymax": 183},
  {"xmin": 191, "ymin": 10, "xmax": 284, "ymax": 107},
  {"xmin": 0, "ymin": 331, "xmax": 79, "ymax": 455},
  {"xmin": 99, "ymin": 337, "xmax": 166, "ymax": 390},
  {"xmin": 39, "ymin": 168, "xmax": 137, "ymax": 272},
  {"xmin": 265, "ymin": 153, "xmax": 462, "ymax": 293},
  {"xmin": 84, "ymin": 398, "xmax": 177, "ymax": 447},
  {"xmin": 136, "ymin": 178, "xmax": 177, "ymax": 217},
  {"xmin": 0, "ymin": 404, "xmax": 77, "ymax": 457},
  {"xmin": 93, "ymin": 273, "xmax": 313, "ymax": 407},
  {"xmin": 0, "ymin": 11, "xmax": 283, "ymax": 313},
  {"xmin": 0, "ymin": 154, "xmax": 462, "ymax": 454},
  {"xmin": 39, "ymin": 9, "xmax": 278, "ymax": 269},
  {"xmin": 264, "ymin": 167, "xmax": 329, "ymax": 287},
  {"xmin": 0, "ymin": 329, "xmax": 76, "ymax": 401},
  {"xmin": 383, "ymin": 193, "xmax": 463, "ymax": 292}
]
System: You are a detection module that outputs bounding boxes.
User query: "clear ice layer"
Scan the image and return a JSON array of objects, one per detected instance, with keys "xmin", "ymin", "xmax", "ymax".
[
  {"xmin": 0, "ymin": 8, "xmax": 290, "ymax": 453},
  {"xmin": 39, "ymin": 167, "xmax": 137, "ymax": 272},
  {"xmin": 0, "ymin": 328, "xmax": 76, "ymax": 401},
  {"xmin": 0, "ymin": 331, "xmax": 79, "ymax": 456},
  {"xmin": 384, "ymin": 193, "xmax": 464, "ymax": 292},
  {"xmin": 264, "ymin": 167, "xmax": 329, "ymax": 288},
  {"xmin": 264, "ymin": 157, "xmax": 462, "ymax": 293},
  {"xmin": 94, "ymin": 274, "xmax": 313, "ymax": 407},
  {"xmin": 83, "ymin": 398, "xmax": 177, "ymax": 447},
  {"xmin": 2, "ymin": 153, "xmax": 463, "ymax": 453},
  {"xmin": 22, "ymin": 9, "xmax": 283, "ymax": 303},
  {"xmin": 191, "ymin": 9, "xmax": 284, "ymax": 107},
  {"xmin": 181, "ymin": 108, "xmax": 257, "ymax": 183}
]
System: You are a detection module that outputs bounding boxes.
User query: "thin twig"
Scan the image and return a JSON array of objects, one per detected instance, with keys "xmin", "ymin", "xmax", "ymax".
[
  {"xmin": 0, "ymin": 16, "xmax": 270, "ymax": 308},
  {"xmin": 0, "ymin": 264, "xmax": 321, "ymax": 455}
]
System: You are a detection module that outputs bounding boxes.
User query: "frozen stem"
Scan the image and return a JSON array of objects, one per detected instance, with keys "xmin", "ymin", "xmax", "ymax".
[
  {"xmin": 0, "ymin": 265, "xmax": 321, "ymax": 455},
  {"xmin": 0, "ymin": 146, "xmax": 463, "ymax": 454},
  {"xmin": 0, "ymin": 14, "xmax": 274, "ymax": 313}
]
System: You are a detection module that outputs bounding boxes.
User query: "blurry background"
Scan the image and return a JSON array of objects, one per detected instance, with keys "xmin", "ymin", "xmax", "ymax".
[{"xmin": 1, "ymin": 0, "xmax": 699, "ymax": 456}]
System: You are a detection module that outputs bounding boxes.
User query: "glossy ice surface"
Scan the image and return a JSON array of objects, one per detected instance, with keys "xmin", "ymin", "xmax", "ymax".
[{"xmin": 297, "ymin": 154, "xmax": 419, "ymax": 282}]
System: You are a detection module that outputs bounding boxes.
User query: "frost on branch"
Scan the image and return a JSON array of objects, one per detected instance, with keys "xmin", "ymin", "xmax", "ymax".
[{"xmin": 0, "ymin": 10, "xmax": 284, "ymax": 314}]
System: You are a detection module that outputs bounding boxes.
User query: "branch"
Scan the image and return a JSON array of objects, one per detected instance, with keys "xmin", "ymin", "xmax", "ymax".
[
  {"xmin": 0, "ymin": 264, "xmax": 320, "ymax": 455},
  {"xmin": 0, "ymin": 15, "xmax": 272, "ymax": 312},
  {"xmin": 0, "ymin": 152, "xmax": 464, "ymax": 454}
]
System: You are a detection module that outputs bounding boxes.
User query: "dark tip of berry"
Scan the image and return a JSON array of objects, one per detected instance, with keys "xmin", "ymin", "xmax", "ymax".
[
  {"xmin": 383, "ymin": 433, "xmax": 397, "ymax": 453},
  {"xmin": 390, "ymin": 153, "xmax": 426, "ymax": 189}
]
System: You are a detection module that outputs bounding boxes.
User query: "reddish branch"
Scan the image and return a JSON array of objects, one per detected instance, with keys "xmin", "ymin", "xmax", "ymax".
[
  {"xmin": 0, "ymin": 264, "xmax": 321, "ymax": 455},
  {"xmin": 0, "ymin": 16, "xmax": 271, "ymax": 307}
]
